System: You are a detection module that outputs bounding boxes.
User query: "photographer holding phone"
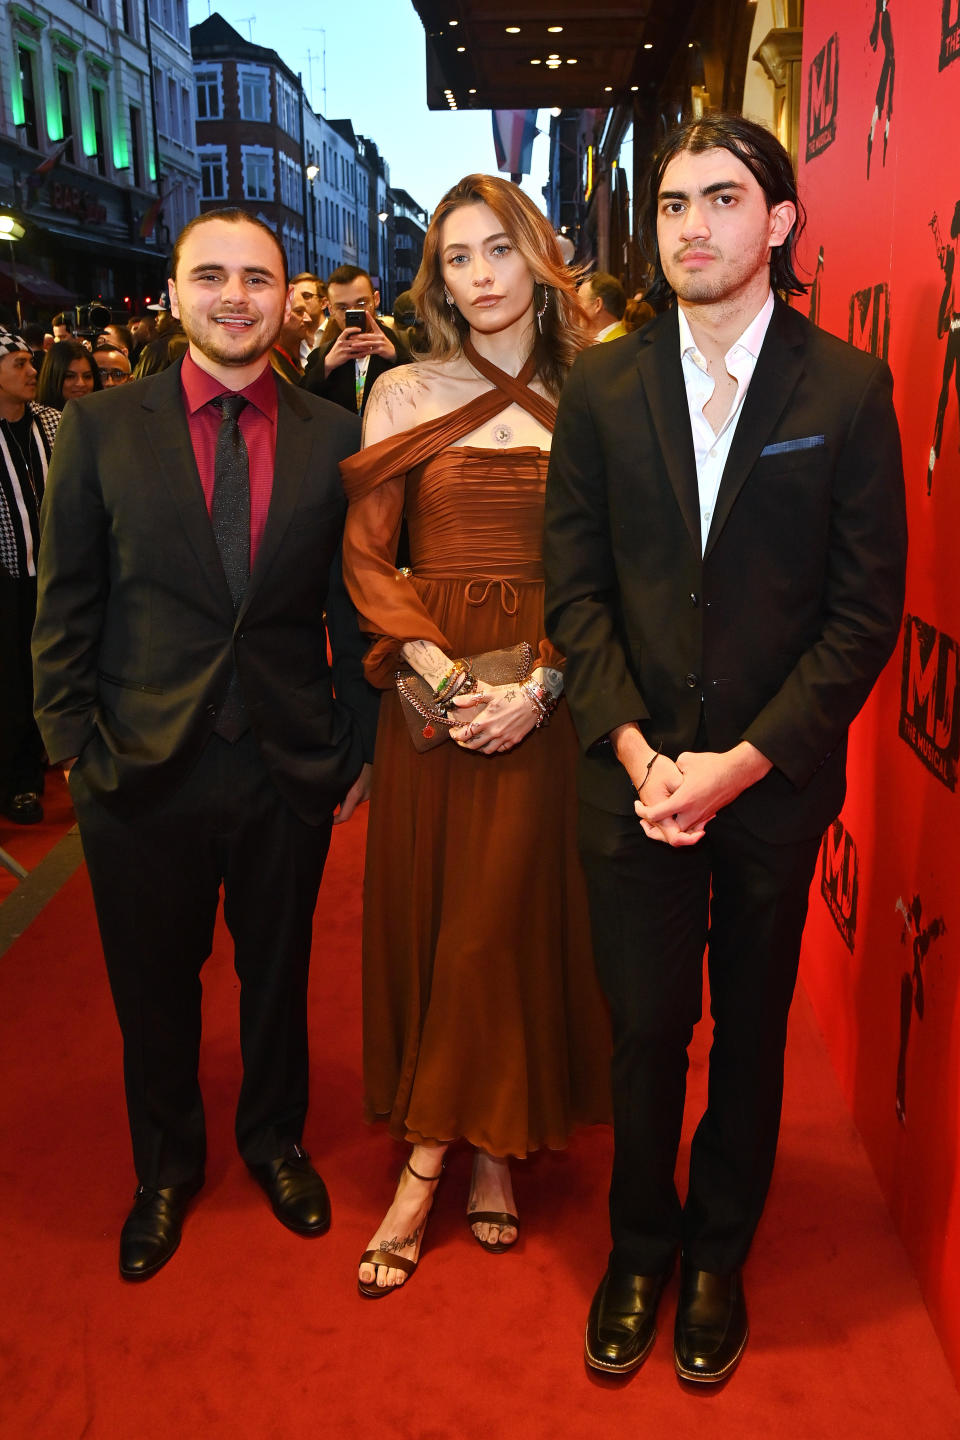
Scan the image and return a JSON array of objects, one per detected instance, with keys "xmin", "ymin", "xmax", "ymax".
[{"xmin": 302, "ymin": 265, "xmax": 409, "ymax": 415}]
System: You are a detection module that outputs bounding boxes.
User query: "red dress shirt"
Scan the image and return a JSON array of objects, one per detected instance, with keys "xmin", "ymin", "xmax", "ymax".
[{"xmin": 180, "ymin": 350, "xmax": 277, "ymax": 568}]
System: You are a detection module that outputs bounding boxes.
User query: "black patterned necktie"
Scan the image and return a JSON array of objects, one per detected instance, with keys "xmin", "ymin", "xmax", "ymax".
[
  {"xmin": 210, "ymin": 392, "xmax": 250, "ymax": 740},
  {"xmin": 211, "ymin": 392, "xmax": 250, "ymax": 607}
]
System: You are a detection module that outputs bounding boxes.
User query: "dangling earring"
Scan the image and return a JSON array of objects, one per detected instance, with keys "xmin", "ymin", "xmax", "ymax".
[
  {"xmin": 535, "ymin": 282, "xmax": 550, "ymax": 334},
  {"xmin": 444, "ymin": 288, "xmax": 456, "ymax": 308}
]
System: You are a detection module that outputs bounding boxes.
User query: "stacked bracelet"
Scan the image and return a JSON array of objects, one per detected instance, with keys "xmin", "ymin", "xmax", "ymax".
[
  {"xmin": 433, "ymin": 658, "xmax": 472, "ymax": 703},
  {"xmin": 521, "ymin": 678, "xmax": 558, "ymax": 728}
]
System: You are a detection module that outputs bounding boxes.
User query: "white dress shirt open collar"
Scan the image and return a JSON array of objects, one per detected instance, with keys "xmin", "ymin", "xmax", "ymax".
[{"xmin": 678, "ymin": 289, "xmax": 775, "ymax": 553}]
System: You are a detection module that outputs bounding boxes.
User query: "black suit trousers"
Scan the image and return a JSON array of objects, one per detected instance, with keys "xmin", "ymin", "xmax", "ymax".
[
  {"xmin": 71, "ymin": 730, "xmax": 333, "ymax": 1187},
  {"xmin": 577, "ymin": 800, "xmax": 821, "ymax": 1277},
  {"xmin": 0, "ymin": 574, "xmax": 44, "ymax": 803}
]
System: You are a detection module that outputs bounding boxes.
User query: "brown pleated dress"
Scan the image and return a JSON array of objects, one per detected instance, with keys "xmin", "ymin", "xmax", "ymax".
[{"xmin": 341, "ymin": 345, "xmax": 611, "ymax": 1158}]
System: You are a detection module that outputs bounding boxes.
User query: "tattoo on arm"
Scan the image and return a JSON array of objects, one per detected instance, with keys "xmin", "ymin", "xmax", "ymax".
[{"xmin": 530, "ymin": 665, "xmax": 564, "ymax": 700}]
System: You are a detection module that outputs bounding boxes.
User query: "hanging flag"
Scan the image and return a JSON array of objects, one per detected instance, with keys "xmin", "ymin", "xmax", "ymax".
[
  {"xmin": 26, "ymin": 137, "xmax": 73, "ymax": 189},
  {"xmin": 492, "ymin": 110, "xmax": 540, "ymax": 179},
  {"xmin": 139, "ymin": 189, "xmax": 167, "ymax": 239}
]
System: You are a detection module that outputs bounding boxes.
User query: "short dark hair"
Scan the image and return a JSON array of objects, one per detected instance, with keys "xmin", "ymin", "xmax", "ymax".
[
  {"xmin": 52, "ymin": 312, "xmax": 74, "ymax": 331},
  {"xmin": 641, "ymin": 113, "xmax": 808, "ymax": 306},
  {"xmin": 326, "ymin": 264, "xmax": 372, "ymax": 292},
  {"xmin": 584, "ymin": 271, "xmax": 626, "ymax": 320},
  {"xmin": 290, "ymin": 272, "xmax": 324, "ymax": 290},
  {"xmin": 102, "ymin": 322, "xmax": 134, "ymax": 352},
  {"xmin": 170, "ymin": 208, "xmax": 288, "ymax": 287}
]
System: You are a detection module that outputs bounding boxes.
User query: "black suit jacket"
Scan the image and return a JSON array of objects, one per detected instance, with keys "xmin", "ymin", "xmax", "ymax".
[
  {"xmin": 544, "ymin": 299, "xmax": 908, "ymax": 843},
  {"xmin": 300, "ymin": 319, "xmax": 409, "ymax": 414},
  {"xmin": 32, "ymin": 359, "xmax": 378, "ymax": 824}
]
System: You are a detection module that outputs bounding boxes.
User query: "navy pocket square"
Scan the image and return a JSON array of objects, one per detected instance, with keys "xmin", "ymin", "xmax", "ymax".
[{"xmin": 760, "ymin": 435, "xmax": 826, "ymax": 457}]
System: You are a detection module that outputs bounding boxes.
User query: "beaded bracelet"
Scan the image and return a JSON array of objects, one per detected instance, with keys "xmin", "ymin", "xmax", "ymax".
[{"xmin": 433, "ymin": 658, "xmax": 472, "ymax": 702}]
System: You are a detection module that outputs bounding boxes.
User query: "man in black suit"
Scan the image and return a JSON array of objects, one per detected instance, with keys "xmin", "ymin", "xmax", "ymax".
[
  {"xmin": 301, "ymin": 264, "xmax": 408, "ymax": 415},
  {"xmin": 33, "ymin": 210, "xmax": 378, "ymax": 1281},
  {"xmin": 544, "ymin": 116, "xmax": 907, "ymax": 1383}
]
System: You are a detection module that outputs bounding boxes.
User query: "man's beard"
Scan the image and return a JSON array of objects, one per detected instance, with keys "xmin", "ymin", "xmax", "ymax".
[{"xmin": 186, "ymin": 313, "xmax": 282, "ymax": 367}]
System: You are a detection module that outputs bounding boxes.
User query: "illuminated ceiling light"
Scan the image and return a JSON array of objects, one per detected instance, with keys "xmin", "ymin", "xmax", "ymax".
[
  {"xmin": 630, "ymin": 84, "xmax": 638, "ymax": 91},
  {"xmin": 604, "ymin": 85, "xmax": 612, "ymax": 92},
  {"xmin": 505, "ymin": 25, "xmax": 520, "ymax": 32},
  {"xmin": 548, "ymin": 53, "xmax": 559, "ymax": 58},
  {"xmin": 456, "ymin": 45, "xmax": 465, "ymax": 52},
  {"xmin": 530, "ymin": 57, "xmax": 541, "ymax": 64},
  {"xmin": 449, "ymin": 18, "xmax": 458, "ymax": 24},
  {"xmin": 468, "ymin": 87, "xmax": 476, "ymax": 93},
  {"xmin": 546, "ymin": 60, "xmax": 561, "ymax": 69},
  {"xmin": 550, "ymin": 106, "xmax": 562, "ymax": 116},
  {"xmin": 547, "ymin": 24, "xmax": 563, "ymax": 32},
  {"xmin": 566, "ymin": 57, "xmax": 577, "ymax": 64},
  {"xmin": 644, "ymin": 42, "xmax": 653, "ymax": 49}
]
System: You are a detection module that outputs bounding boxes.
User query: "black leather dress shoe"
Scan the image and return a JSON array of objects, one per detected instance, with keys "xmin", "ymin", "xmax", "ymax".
[
  {"xmin": 249, "ymin": 1144, "xmax": 330, "ymax": 1235},
  {"xmin": 674, "ymin": 1265, "xmax": 748, "ymax": 1383},
  {"xmin": 119, "ymin": 1177, "xmax": 203, "ymax": 1281},
  {"xmin": 4, "ymin": 792, "xmax": 43, "ymax": 824},
  {"xmin": 584, "ymin": 1267, "xmax": 669, "ymax": 1374}
]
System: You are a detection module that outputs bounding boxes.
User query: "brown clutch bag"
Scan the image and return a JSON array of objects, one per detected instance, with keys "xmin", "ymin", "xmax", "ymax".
[{"xmin": 395, "ymin": 642, "xmax": 534, "ymax": 753}]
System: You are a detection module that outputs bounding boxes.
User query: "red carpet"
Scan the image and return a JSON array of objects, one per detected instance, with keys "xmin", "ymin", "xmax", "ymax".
[
  {"xmin": 0, "ymin": 770, "xmax": 76, "ymax": 901},
  {"xmin": 1, "ymin": 805, "xmax": 958, "ymax": 1438}
]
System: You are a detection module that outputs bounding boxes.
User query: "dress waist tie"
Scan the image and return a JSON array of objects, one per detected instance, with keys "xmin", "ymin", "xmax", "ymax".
[{"xmin": 465, "ymin": 577, "xmax": 520, "ymax": 617}]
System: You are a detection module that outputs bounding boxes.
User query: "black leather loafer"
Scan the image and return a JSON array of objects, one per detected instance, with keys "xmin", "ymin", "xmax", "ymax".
[
  {"xmin": 249, "ymin": 1144, "xmax": 330, "ymax": 1235},
  {"xmin": 674, "ymin": 1265, "xmax": 748, "ymax": 1383},
  {"xmin": 584, "ymin": 1267, "xmax": 669, "ymax": 1374},
  {"xmin": 5, "ymin": 792, "xmax": 43, "ymax": 824},
  {"xmin": 119, "ymin": 1177, "xmax": 203, "ymax": 1281}
]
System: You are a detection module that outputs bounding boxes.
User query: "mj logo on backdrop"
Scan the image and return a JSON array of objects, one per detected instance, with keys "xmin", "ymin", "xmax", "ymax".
[
  {"xmin": 941, "ymin": 0, "xmax": 960, "ymax": 70},
  {"xmin": 849, "ymin": 283, "xmax": 891, "ymax": 360},
  {"xmin": 899, "ymin": 615, "xmax": 960, "ymax": 790},
  {"xmin": 820, "ymin": 818, "xmax": 859, "ymax": 951},
  {"xmin": 806, "ymin": 33, "xmax": 840, "ymax": 161}
]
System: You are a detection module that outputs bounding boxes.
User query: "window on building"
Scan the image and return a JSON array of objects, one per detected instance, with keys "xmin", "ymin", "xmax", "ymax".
[
  {"xmin": 17, "ymin": 45, "xmax": 39, "ymax": 150},
  {"xmin": 180, "ymin": 86, "xmax": 191, "ymax": 142},
  {"xmin": 121, "ymin": 0, "xmax": 137, "ymax": 38},
  {"xmin": 238, "ymin": 66, "xmax": 269, "ymax": 123},
  {"xmin": 57, "ymin": 69, "xmax": 76, "ymax": 164},
  {"xmin": 129, "ymin": 104, "xmax": 143, "ymax": 188},
  {"xmin": 167, "ymin": 76, "xmax": 179, "ymax": 141},
  {"xmin": 153, "ymin": 66, "xmax": 166, "ymax": 134},
  {"xmin": 91, "ymin": 86, "xmax": 107, "ymax": 175},
  {"xmin": 199, "ymin": 146, "xmax": 227, "ymax": 200},
  {"xmin": 195, "ymin": 68, "xmax": 221, "ymax": 120},
  {"xmin": 175, "ymin": 0, "xmax": 187, "ymax": 43},
  {"xmin": 241, "ymin": 146, "xmax": 273, "ymax": 201}
]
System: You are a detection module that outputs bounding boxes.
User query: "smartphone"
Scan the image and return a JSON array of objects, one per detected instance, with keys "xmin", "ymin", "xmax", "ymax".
[{"xmin": 345, "ymin": 308, "xmax": 367, "ymax": 331}]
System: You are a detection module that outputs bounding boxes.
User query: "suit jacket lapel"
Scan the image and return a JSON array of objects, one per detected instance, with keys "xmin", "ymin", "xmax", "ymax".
[
  {"xmin": 140, "ymin": 361, "xmax": 234, "ymax": 610},
  {"xmin": 241, "ymin": 376, "xmax": 312, "ymax": 616},
  {"xmin": 704, "ymin": 299, "xmax": 806, "ymax": 559},
  {"xmin": 637, "ymin": 310, "xmax": 701, "ymax": 548}
]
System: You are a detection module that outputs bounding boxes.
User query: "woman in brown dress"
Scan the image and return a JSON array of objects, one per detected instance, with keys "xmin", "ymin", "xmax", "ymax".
[{"xmin": 341, "ymin": 175, "xmax": 610, "ymax": 1297}]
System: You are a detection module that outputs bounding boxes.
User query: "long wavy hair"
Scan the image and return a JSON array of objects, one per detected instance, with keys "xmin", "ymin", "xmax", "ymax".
[
  {"xmin": 411, "ymin": 174, "xmax": 588, "ymax": 400},
  {"xmin": 641, "ymin": 113, "xmax": 809, "ymax": 306},
  {"xmin": 36, "ymin": 340, "xmax": 102, "ymax": 410}
]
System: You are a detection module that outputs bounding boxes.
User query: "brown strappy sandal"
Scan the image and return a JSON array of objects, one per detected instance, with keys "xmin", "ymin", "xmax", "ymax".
[
  {"xmin": 467, "ymin": 1152, "xmax": 519, "ymax": 1255},
  {"xmin": 357, "ymin": 1157, "xmax": 445, "ymax": 1298}
]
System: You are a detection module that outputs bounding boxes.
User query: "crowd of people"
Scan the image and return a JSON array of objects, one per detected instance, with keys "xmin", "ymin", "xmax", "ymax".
[{"xmin": 3, "ymin": 112, "xmax": 907, "ymax": 1388}]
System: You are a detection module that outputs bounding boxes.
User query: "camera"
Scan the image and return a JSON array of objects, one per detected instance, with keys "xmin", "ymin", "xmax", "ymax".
[{"xmin": 344, "ymin": 308, "xmax": 367, "ymax": 332}]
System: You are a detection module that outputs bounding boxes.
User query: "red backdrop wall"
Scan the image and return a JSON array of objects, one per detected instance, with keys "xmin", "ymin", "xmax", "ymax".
[{"xmin": 796, "ymin": 0, "xmax": 960, "ymax": 1383}]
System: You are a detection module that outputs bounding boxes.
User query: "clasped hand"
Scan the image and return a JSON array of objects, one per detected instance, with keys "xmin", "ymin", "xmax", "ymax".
[
  {"xmin": 448, "ymin": 680, "xmax": 538, "ymax": 754},
  {"xmin": 633, "ymin": 744, "xmax": 770, "ymax": 847}
]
